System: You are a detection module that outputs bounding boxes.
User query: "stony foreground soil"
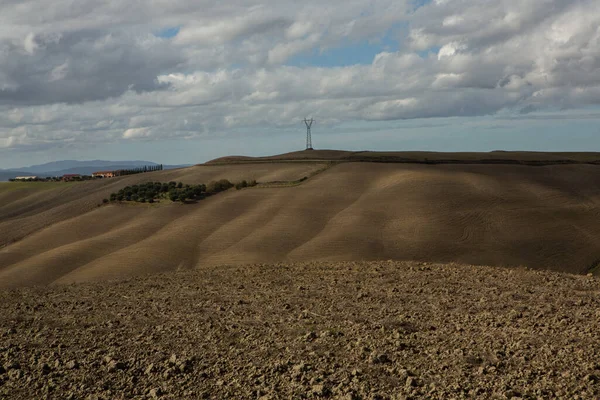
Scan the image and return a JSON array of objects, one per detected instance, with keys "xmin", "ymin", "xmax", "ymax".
[{"xmin": 1, "ymin": 261, "xmax": 600, "ymax": 399}]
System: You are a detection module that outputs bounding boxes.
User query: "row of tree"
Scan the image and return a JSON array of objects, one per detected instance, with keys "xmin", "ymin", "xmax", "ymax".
[
  {"xmin": 107, "ymin": 181, "xmax": 203, "ymax": 203},
  {"xmin": 105, "ymin": 178, "xmax": 253, "ymax": 204},
  {"xmin": 117, "ymin": 165, "xmax": 164, "ymax": 176}
]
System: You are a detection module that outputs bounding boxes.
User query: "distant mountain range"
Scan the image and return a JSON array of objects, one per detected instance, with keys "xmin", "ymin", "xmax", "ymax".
[{"xmin": 0, "ymin": 160, "xmax": 191, "ymax": 181}]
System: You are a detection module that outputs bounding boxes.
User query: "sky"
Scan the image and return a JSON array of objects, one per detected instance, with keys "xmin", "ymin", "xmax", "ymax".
[{"xmin": 1, "ymin": 0, "xmax": 600, "ymax": 168}]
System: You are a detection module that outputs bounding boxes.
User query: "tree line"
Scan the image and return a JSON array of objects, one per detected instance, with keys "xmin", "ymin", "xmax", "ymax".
[
  {"xmin": 117, "ymin": 165, "xmax": 163, "ymax": 176},
  {"xmin": 104, "ymin": 178, "xmax": 257, "ymax": 204},
  {"xmin": 107, "ymin": 181, "xmax": 206, "ymax": 204}
]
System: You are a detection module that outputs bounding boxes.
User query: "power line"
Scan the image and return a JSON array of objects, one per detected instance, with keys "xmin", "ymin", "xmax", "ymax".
[{"xmin": 303, "ymin": 118, "xmax": 314, "ymax": 150}]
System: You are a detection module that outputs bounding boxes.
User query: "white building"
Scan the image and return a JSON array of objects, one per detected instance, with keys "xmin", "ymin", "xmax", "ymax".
[{"xmin": 14, "ymin": 176, "xmax": 38, "ymax": 180}]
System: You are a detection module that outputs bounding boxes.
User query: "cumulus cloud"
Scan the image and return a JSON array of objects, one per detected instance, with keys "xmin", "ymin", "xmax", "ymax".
[
  {"xmin": 0, "ymin": 0, "xmax": 599, "ymax": 152},
  {"xmin": 123, "ymin": 127, "xmax": 152, "ymax": 139},
  {"xmin": 0, "ymin": 30, "xmax": 183, "ymax": 105}
]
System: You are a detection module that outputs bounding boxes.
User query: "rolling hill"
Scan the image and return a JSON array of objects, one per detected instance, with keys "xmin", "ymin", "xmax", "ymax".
[{"xmin": 1, "ymin": 151, "xmax": 600, "ymax": 287}]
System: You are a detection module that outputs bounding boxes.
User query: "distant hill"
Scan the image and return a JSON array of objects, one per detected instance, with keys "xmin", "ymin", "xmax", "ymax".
[
  {"xmin": 0, "ymin": 160, "xmax": 191, "ymax": 180},
  {"xmin": 18, "ymin": 160, "xmax": 161, "ymax": 174}
]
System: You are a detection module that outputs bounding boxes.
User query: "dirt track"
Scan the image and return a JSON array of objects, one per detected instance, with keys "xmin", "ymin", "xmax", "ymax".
[{"xmin": 1, "ymin": 261, "xmax": 600, "ymax": 399}]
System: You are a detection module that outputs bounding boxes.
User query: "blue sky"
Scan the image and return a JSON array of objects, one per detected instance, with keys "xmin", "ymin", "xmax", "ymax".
[
  {"xmin": 156, "ymin": 27, "xmax": 181, "ymax": 39},
  {"xmin": 287, "ymin": 24, "xmax": 403, "ymax": 68},
  {"xmin": 0, "ymin": 0, "xmax": 599, "ymax": 168},
  {"xmin": 6, "ymin": 111, "xmax": 600, "ymax": 168}
]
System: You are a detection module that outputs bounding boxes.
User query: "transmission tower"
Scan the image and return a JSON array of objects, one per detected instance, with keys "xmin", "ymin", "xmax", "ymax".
[{"xmin": 304, "ymin": 118, "xmax": 314, "ymax": 150}]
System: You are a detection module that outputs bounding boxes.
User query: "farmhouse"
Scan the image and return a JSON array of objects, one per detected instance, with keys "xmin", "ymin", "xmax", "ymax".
[
  {"xmin": 14, "ymin": 176, "xmax": 37, "ymax": 181},
  {"xmin": 92, "ymin": 171, "xmax": 116, "ymax": 178}
]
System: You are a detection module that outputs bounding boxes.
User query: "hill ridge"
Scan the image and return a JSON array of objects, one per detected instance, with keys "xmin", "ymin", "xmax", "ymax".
[{"xmin": 206, "ymin": 149, "xmax": 600, "ymax": 166}]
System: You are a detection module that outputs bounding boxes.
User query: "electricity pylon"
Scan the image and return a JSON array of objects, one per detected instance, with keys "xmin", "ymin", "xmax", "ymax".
[{"xmin": 304, "ymin": 118, "xmax": 314, "ymax": 150}]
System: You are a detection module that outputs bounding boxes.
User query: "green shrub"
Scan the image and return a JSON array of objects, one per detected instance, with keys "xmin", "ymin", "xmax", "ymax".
[
  {"xmin": 108, "ymin": 181, "xmax": 210, "ymax": 204},
  {"xmin": 207, "ymin": 179, "xmax": 233, "ymax": 193},
  {"xmin": 218, "ymin": 179, "xmax": 233, "ymax": 190}
]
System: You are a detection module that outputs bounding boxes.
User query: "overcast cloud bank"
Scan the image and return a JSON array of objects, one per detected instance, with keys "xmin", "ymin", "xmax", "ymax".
[{"xmin": 0, "ymin": 0, "xmax": 599, "ymax": 158}]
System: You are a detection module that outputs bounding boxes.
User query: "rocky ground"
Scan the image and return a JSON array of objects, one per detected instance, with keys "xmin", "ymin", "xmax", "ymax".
[{"xmin": 1, "ymin": 261, "xmax": 600, "ymax": 399}]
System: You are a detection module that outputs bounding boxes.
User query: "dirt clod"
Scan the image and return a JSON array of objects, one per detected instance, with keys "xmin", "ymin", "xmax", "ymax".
[{"xmin": 1, "ymin": 261, "xmax": 600, "ymax": 399}]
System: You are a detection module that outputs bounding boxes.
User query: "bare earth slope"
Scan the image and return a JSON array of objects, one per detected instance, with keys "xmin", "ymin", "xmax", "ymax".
[
  {"xmin": 1, "ymin": 261, "xmax": 600, "ymax": 399},
  {"xmin": 1, "ymin": 162, "xmax": 600, "ymax": 287},
  {"xmin": 0, "ymin": 163, "xmax": 326, "ymax": 248}
]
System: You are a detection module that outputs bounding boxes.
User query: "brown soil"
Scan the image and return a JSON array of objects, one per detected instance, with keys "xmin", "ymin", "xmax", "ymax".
[
  {"xmin": 0, "ymin": 163, "xmax": 327, "ymax": 249},
  {"xmin": 1, "ymin": 261, "xmax": 599, "ymax": 399},
  {"xmin": 2, "ymin": 163, "xmax": 600, "ymax": 287}
]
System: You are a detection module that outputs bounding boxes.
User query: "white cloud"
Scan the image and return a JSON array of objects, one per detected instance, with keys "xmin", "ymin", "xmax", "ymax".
[
  {"xmin": 123, "ymin": 127, "xmax": 151, "ymax": 139},
  {"xmin": 437, "ymin": 41, "xmax": 467, "ymax": 59},
  {"xmin": 442, "ymin": 15, "xmax": 464, "ymax": 27},
  {"xmin": 0, "ymin": 0, "xmax": 598, "ymax": 154},
  {"xmin": 23, "ymin": 33, "xmax": 38, "ymax": 54},
  {"xmin": 286, "ymin": 21, "xmax": 313, "ymax": 40},
  {"xmin": 267, "ymin": 33, "xmax": 322, "ymax": 64},
  {"xmin": 431, "ymin": 73, "xmax": 463, "ymax": 89}
]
